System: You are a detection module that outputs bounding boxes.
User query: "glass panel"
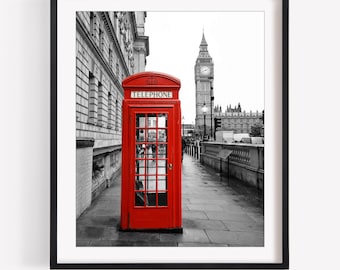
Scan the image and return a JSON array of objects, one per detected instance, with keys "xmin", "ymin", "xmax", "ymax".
[
  {"xmin": 157, "ymin": 192, "xmax": 167, "ymax": 206},
  {"xmin": 135, "ymin": 176, "xmax": 144, "ymax": 190},
  {"xmin": 158, "ymin": 175, "xmax": 167, "ymax": 190},
  {"xmin": 146, "ymin": 175, "xmax": 156, "ymax": 190},
  {"xmin": 135, "ymin": 191, "xmax": 145, "ymax": 206},
  {"xmin": 145, "ymin": 144, "xmax": 156, "ymax": 159},
  {"xmin": 158, "ymin": 129, "xmax": 167, "ymax": 142},
  {"xmin": 157, "ymin": 144, "xmax": 167, "ymax": 158},
  {"xmin": 147, "ymin": 129, "xmax": 157, "ymax": 142},
  {"xmin": 136, "ymin": 114, "xmax": 145, "ymax": 128},
  {"xmin": 135, "ymin": 163, "xmax": 144, "ymax": 175},
  {"xmin": 146, "ymin": 192, "xmax": 156, "ymax": 206},
  {"xmin": 136, "ymin": 129, "xmax": 145, "ymax": 142},
  {"xmin": 136, "ymin": 144, "xmax": 146, "ymax": 158},
  {"xmin": 157, "ymin": 160, "xmax": 167, "ymax": 173},
  {"xmin": 158, "ymin": 114, "xmax": 167, "ymax": 128},
  {"xmin": 135, "ymin": 174, "xmax": 146, "ymax": 206},
  {"xmin": 147, "ymin": 114, "xmax": 157, "ymax": 128}
]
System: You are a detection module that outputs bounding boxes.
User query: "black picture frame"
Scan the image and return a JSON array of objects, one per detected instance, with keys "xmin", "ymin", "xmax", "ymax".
[{"xmin": 50, "ymin": 0, "xmax": 289, "ymax": 268}]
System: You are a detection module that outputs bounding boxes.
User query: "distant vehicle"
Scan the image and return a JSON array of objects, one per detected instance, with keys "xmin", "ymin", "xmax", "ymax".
[
  {"xmin": 215, "ymin": 130, "xmax": 234, "ymax": 143},
  {"xmin": 251, "ymin": 137, "xmax": 264, "ymax": 144},
  {"xmin": 234, "ymin": 133, "xmax": 250, "ymax": 143},
  {"xmin": 240, "ymin": 137, "xmax": 252, "ymax": 144}
]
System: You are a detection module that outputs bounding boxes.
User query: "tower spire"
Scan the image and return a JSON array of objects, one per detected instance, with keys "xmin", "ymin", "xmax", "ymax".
[
  {"xmin": 198, "ymin": 32, "xmax": 211, "ymax": 58},
  {"xmin": 200, "ymin": 32, "xmax": 208, "ymax": 47}
]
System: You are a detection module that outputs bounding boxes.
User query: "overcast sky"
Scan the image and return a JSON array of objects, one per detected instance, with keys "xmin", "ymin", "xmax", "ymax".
[{"xmin": 144, "ymin": 11, "xmax": 264, "ymax": 125}]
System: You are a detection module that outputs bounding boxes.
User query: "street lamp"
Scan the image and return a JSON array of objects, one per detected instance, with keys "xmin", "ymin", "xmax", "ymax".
[
  {"xmin": 202, "ymin": 103, "xmax": 208, "ymax": 139},
  {"xmin": 209, "ymin": 77, "xmax": 214, "ymax": 140}
]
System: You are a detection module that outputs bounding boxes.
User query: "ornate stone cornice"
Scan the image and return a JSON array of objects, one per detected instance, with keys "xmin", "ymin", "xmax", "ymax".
[
  {"xmin": 134, "ymin": 35, "xmax": 149, "ymax": 56},
  {"xmin": 101, "ymin": 12, "xmax": 131, "ymax": 76},
  {"xmin": 130, "ymin": 12, "xmax": 138, "ymax": 38}
]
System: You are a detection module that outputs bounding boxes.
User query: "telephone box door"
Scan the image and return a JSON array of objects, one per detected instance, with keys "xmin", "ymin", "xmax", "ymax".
[{"xmin": 128, "ymin": 107, "xmax": 176, "ymax": 229}]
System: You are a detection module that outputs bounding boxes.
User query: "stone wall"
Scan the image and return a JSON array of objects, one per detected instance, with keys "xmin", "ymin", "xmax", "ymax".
[
  {"xmin": 200, "ymin": 142, "xmax": 264, "ymax": 190},
  {"xmin": 76, "ymin": 141, "xmax": 94, "ymax": 218}
]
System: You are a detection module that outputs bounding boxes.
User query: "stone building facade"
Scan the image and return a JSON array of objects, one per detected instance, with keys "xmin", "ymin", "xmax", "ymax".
[
  {"xmin": 214, "ymin": 103, "xmax": 263, "ymax": 134},
  {"xmin": 76, "ymin": 11, "xmax": 149, "ymax": 217}
]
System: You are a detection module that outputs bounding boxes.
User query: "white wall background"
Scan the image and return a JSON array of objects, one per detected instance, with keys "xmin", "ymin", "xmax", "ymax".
[{"xmin": 1, "ymin": 0, "xmax": 340, "ymax": 269}]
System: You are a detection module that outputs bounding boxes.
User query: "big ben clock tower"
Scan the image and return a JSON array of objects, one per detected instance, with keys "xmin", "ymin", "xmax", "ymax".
[{"xmin": 195, "ymin": 32, "xmax": 214, "ymax": 138}]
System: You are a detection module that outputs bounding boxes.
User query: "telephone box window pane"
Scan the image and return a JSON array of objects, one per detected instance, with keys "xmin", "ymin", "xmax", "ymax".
[
  {"xmin": 145, "ymin": 144, "xmax": 156, "ymax": 159},
  {"xmin": 158, "ymin": 114, "xmax": 167, "ymax": 128},
  {"xmin": 147, "ymin": 129, "xmax": 157, "ymax": 142},
  {"xmin": 136, "ymin": 129, "xmax": 145, "ymax": 142},
  {"xmin": 135, "ymin": 176, "xmax": 147, "ymax": 206},
  {"xmin": 158, "ymin": 144, "xmax": 167, "ymax": 158},
  {"xmin": 135, "ymin": 162, "xmax": 141, "ymax": 175},
  {"xmin": 136, "ymin": 114, "xmax": 145, "ymax": 128},
  {"xmin": 135, "ymin": 191, "xmax": 146, "ymax": 206},
  {"xmin": 158, "ymin": 176, "xmax": 167, "ymax": 190},
  {"xmin": 158, "ymin": 192, "xmax": 168, "ymax": 206},
  {"xmin": 158, "ymin": 129, "xmax": 167, "ymax": 142},
  {"xmin": 146, "ymin": 192, "xmax": 156, "ymax": 206},
  {"xmin": 136, "ymin": 144, "xmax": 146, "ymax": 158},
  {"xmin": 135, "ymin": 176, "xmax": 144, "ymax": 190},
  {"xmin": 135, "ymin": 162, "xmax": 145, "ymax": 178},
  {"xmin": 147, "ymin": 114, "xmax": 157, "ymax": 128},
  {"xmin": 146, "ymin": 175, "xmax": 156, "ymax": 190},
  {"xmin": 157, "ymin": 160, "xmax": 167, "ymax": 173}
]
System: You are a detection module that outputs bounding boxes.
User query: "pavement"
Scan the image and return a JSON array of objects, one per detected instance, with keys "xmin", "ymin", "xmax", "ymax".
[{"xmin": 76, "ymin": 154, "xmax": 264, "ymax": 247}]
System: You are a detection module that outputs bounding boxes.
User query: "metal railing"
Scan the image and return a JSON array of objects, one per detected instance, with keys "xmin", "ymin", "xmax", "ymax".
[{"xmin": 185, "ymin": 143, "xmax": 201, "ymax": 160}]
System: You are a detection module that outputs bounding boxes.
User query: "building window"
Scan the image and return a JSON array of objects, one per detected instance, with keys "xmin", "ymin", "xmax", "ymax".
[
  {"xmin": 108, "ymin": 92, "xmax": 113, "ymax": 128},
  {"xmin": 115, "ymin": 99, "xmax": 119, "ymax": 131},
  {"xmin": 92, "ymin": 156, "xmax": 105, "ymax": 185},
  {"xmin": 97, "ymin": 82, "xmax": 105, "ymax": 127},
  {"xmin": 110, "ymin": 152, "xmax": 115, "ymax": 168},
  {"xmin": 88, "ymin": 72, "xmax": 98, "ymax": 125},
  {"xmin": 110, "ymin": 150, "xmax": 120, "ymax": 169}
]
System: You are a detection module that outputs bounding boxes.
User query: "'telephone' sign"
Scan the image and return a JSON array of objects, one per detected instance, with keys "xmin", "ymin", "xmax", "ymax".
[{"xmin": 131, "ymin": 91, "xmax": 173, "ymax": 99}]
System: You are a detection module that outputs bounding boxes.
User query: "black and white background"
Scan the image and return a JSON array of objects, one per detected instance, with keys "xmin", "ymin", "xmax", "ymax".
[{"xmin": 1, "ymin": 0, "xmax": 340, "ymax": 269}]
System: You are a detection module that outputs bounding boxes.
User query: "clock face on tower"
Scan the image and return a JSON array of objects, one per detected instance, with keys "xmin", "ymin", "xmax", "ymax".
[{"xmin": 200, "ymin": 66, "xmax": 210, "ymax": 76}]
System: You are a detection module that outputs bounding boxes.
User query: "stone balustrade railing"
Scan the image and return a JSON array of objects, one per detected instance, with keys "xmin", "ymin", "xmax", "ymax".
[{"xmin": 200, "ymin": 142, "xmax": 264, "ymax": 190}]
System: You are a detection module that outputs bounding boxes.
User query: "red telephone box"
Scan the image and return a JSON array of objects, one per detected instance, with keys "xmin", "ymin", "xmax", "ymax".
[{"xmin": 120, "ymin": 71, "xmax": 182, "ymax": 232}]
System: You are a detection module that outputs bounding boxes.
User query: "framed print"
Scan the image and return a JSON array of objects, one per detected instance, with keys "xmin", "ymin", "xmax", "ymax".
[{"xmin": 51, "ymin": 0, "xmax": 289, "ymax": 268}]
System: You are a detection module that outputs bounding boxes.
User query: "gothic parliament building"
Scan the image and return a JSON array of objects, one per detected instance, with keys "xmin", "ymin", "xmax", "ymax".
[{"xmin": 194, "ymin": 33, "xmax": 263, "ymax": 137}]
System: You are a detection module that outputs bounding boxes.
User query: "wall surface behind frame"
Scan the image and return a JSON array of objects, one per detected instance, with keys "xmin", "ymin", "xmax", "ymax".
[{"xmin": 1, "ymin": 0, "xmax": 340, "ymax": 269}]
